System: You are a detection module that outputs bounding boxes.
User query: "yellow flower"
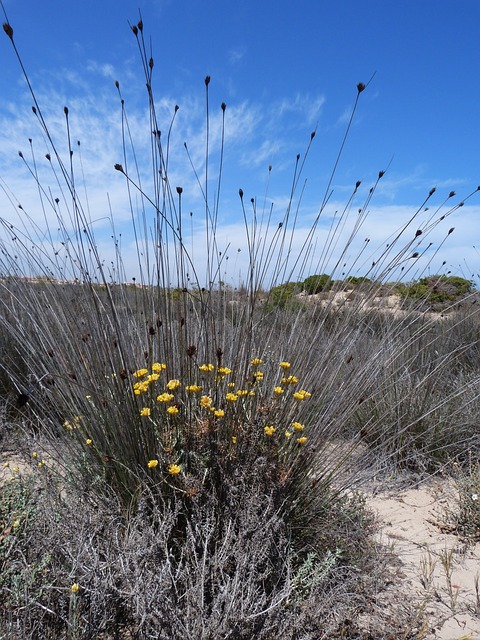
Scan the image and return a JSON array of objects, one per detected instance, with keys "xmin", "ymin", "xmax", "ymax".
[
  {"xmin": 253, "ymin": 371, "xmax": 264, "ymax": 381},
  {"xmin": 225, "ymin": 392, "xmax": 238, "ymax": 403},
  {"xmin": 264, "ymin": 425, "xmax": 276, "ymax": 436},
  {"xmin": 3, "ymin": 461, "xmax": 9, "ymax": 468},
  {"xmin": 279, "ymin": 361, "xmax": 291, "ymax": 369},
  {"xmin": 38, "ymin": 461, "xmax": 45, "ymax": 469},
  {"xmin": 217, "ymin": 366, "xmax": 232, "ymax": 375},
  {"xmin": 231, "ymin": 436, "xmax": 237, "ymax": 444},
  {"xmin": 64, "ymin": 421, "xmax": 73, "ymax": 431},
  {"xmin": 185, "ymin": 384, "xmax": 202, "ymax": 393},
  {"xmin": 285, "ymin": 431, "xmax": 292, "ymax": 439},
  {"xmin": 166, "ymin": 379, "xmax": 181, "ymax": 390},
  {"xmin": 140, "ymin": 407, "xmax": 151, "ymax": 417},
  {"xmin": 85, "ymin": 439, "xmax": 92, "ymax": 445},
  {"xmin": 157, "ymin": 392, "xmax": 174, "ymax": 403},
  {"xmin": 282, "ymin": 375, "xmax": 298, "ymax": 385},
  {"xmin": 12, "ymin": 466, "xmax": 19, "ymax": 473},
  {"xmin": 251, "ymin": 358, "xmax": 263, "ymax": 366},
  {"xmin": 227, "ymin": 382, "xmax": 235, "ymax": 388},
  {"xmin": 168, "ymin": 463, "xmax": 181, "ymax": 475},
  {"xmin": 236, "ymin": 389, "xmax": 248, "ymax": 397},
  {"xmin": 293, "ymin": 389, "xmax": 312, "ymax": 401},
  {"xmin": 166, "ymin": 406, "xmax": 179, "ymax": 415},
  {"xmin": 292, "ymin": 422, "xmax": 304, "ymax": 432},
  {"xmin": 71, "ymin": 583, "xmax": 80, "ymax": 594},
  {"xmin": 199, "ymin": 363, "xmax": 215, "ymax": 372},
  {"xmin": 273, "ymin": 386, "xmax": 284, "ymax": 395},
  {"xmin": 248, "ymin": 391, "xmax": 255, "ymax": 397},
  {"xmin": 297, "ymin": 437, "xmax": 307, "ymax": 444},
  {"xmin": 147, "ymin": 459, "xmax": 159, "ymax": 468},
  {"xmin": 133, "ymin": 381, "xmax": 149, "ymax": 394},
  {"xmin": 152, "ymin": 362, "xmax": 167, "ymax": 373},
  {"xmin": 147, "ymin": 373, "xmax": 160, "ymax": 382},
  {"xmin": 12, "ymin": 519, "xmax": 20, "ymax": 529},
  {"xmin": 214, "ymin": 409, "xmax": 225, "ymax": 418},
  {"xmin": 133, "ymin": 368, "xmax": 149, "ymax": 379},
  {"xmin": 32, "ymin": 452, "xmax": 38, "ymax": 459},
  {"xmin": 200, "ymin": 395, "xmax": 213, "ymax": 408}
]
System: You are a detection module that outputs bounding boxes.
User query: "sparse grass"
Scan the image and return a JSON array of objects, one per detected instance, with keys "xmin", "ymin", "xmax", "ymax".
[{"xmin": 0, "ymin": 7, "xmax": 479, "ymax": 639}]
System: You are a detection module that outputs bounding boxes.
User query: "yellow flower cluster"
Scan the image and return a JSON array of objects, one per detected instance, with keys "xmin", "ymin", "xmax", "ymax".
[{"xmin": 293, "ymin": 390, "xmax": 312, "ymax": 401}]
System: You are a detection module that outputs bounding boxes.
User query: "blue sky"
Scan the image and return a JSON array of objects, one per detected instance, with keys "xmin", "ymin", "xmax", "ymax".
[{"xmin": 0, "ymin": 0, "xmax": 479, "ymax": 285}]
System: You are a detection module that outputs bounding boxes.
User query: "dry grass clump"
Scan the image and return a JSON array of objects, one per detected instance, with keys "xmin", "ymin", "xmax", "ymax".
[{"xmin": 0, "ymin": 9, "xmax": 479, "ymax": 638}]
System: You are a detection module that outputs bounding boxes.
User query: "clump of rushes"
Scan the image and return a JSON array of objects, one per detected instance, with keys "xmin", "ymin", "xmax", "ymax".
[{"xmin": 1, "ymin": 10, "xmax": 479, "ymax": 638}]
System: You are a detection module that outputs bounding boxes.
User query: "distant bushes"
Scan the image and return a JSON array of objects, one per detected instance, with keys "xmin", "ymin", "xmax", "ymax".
[
  {"xmin": 396, "ymin": 275, "xmax": 475, "ymax": 303},
  {"xmin": 268, "ymin": 274, "xmax": 475, "ymax": 307}
]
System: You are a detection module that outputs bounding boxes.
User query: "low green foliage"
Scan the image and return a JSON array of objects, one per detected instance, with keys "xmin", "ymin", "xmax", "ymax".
[
  {"xmin": 302, "ymin": 273, "xmax": 333, "ymax": 294},
  {"xmin": 397, "ymin": 275, "xmax": 475, "ymax": 304}
]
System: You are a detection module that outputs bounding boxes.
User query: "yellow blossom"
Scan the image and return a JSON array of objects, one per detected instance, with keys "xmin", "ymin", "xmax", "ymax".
[
  {"xmin": 133, "ymin": 368, "xmax": 149, "ymax": 379},
  {"xmin": 168, "ymin": 463, "xmax": 181, "ymax": 475},
  {"xmin": 214, "ymin": 409, "xmax": 225, "ymax": 418},
  {"xmin": 217, "ymin": 366, "xmax": 232, "ymax": 375},
  {"xmin": 166, "ymin": 406, "xmax": 179, "ymax": 415},
  {"xmin": 251, "ymin": 358, "xmax": 263, "ymax": 366},
  {"xmin": 157, "ymin": 392, "xmax": 174, "ymax": 403},
  {"xmin": 292, "ymin": 422, "xmax": 305, "ymax": 432},
  {"xmin": 293, "ymin": 389, "xmax": 312, "ymax": 401},
  {"xmin": 282, "ymin": 375, "xmax": 298, "ymax": 385},
  {"xmin": 147, "ymin": 459, "xmax": 159, "ymax": 469},
  {"xmin": 152, "ymin": 362, "xmax": 167, "ymax": 373},
  {"xmin": 12, "ymin": 519, "xmax": 20, "ymax": 529},
  {"xmin": 225, "ymin": 392, "xmax": 238, "ymax": 403},
  {"xmin": 232, "ymin": 436, "xmax": 237, "ymax": 444},
  {"xmin": 71, "ymin": 583, "xmax": 80, "ymax": 594},
  {"xmin": 147, "ymin": 373, "xmax": 160, "ymax": 383},
  {"xmin": 199, "ymin": 363, "xmax": 215, "ymax": 372},
  {"xmin": 248, "ymin": 391, "xmax": 255, "ymax": 397},
  {"xmin": 64, "ymin": 421, "xmax": 73, "ymax": 431},
  {"xmin": 85, "ymin": 439, "xmax": 92, "ymax": 445},
  {"xmin": 273, "ymin": 386, "xmax": 284, "ymax": 395},
  {"xmin": 264, "ymin": 425, "xmax": 276, "ymax": 436},
  {"xmin": 236, "ymin": 389, "xmax": 248, "ymax": 397},
  {"xmin": 38, "ymin": 461, "xmax": 45, "ymax": 469},
  {"xmin": 3, "ymin": 462, "xmax": 9, "ymax": 468},
  {"xmin": 140, "ymin": 407, "xmax": 151, "ymax": 417},
  {"xmin": 285, "ymin": 431, "xmax": 292, "ymax": 439},
  {"xmin": 166, "ymin": 379, "xmax": 181, "ymax": 391},
  {"xmin": 297, "ymin": 437, "xmax": 307, "ymax": 444},
  {"xmin": 253, "ymin": 371, "xmax": 264, "ymax": 381},
  {"xmin": 200, "ymin": 395, "xmax": 213, "ymax": 408},
  {"xmin": 32, "ymin": 452, "xmax": 38, "ymax": 459},
  {"xmin": 12, "ymin": 466, "xmax": 19, "ymax": 473},
  {"xmin": 185, "ymin": 385, "xmax": 202, "ymax": 393},
  {"xmin": 279, "ymin": 361, "xmax": 291, "ymax": 369},
  {"xmin": 227, "ymin": 382, "xmax": 235, "ymax": 388}
]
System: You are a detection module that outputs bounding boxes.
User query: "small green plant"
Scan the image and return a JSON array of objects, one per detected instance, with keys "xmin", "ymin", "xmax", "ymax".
[{"xmin": 451, "ymin": 462, "xmax": 480, "ymax": 541}]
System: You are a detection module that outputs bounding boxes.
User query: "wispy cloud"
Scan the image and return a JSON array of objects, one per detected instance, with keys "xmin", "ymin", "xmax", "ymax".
[{"xmin": 228, "ymin": 46, "xmax": 246, "ymax": 65}]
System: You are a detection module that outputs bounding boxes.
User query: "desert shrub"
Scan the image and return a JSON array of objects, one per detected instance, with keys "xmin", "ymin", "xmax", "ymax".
[
  {"xmin": 0, "ymin": 9, "xmax": 479, "ymax": 638},
  {"xmin": 302, "ymin": 273, "xmax": 333, "ymax": 294},
  {"xmin": 397, "ymin": 275, "xmax": 475, "ymax": 307},
  {"xmin": 266, "ymin": 281, "xmax": 304, "ymax": 309}
]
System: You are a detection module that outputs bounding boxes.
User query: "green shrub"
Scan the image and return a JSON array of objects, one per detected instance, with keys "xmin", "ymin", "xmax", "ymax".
[
  {"xmin": 302, "ymin": 274, "xmax": 333, "ymax": 294},
  {"xmin": 397, "ymin": 275, "xmax": 475, "ymax": 304}
]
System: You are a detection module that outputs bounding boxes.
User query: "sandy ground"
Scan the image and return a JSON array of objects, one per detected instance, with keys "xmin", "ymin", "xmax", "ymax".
[{"xmin": 367, "ymin": 481, "xmax": 480, "ymax": 639}]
